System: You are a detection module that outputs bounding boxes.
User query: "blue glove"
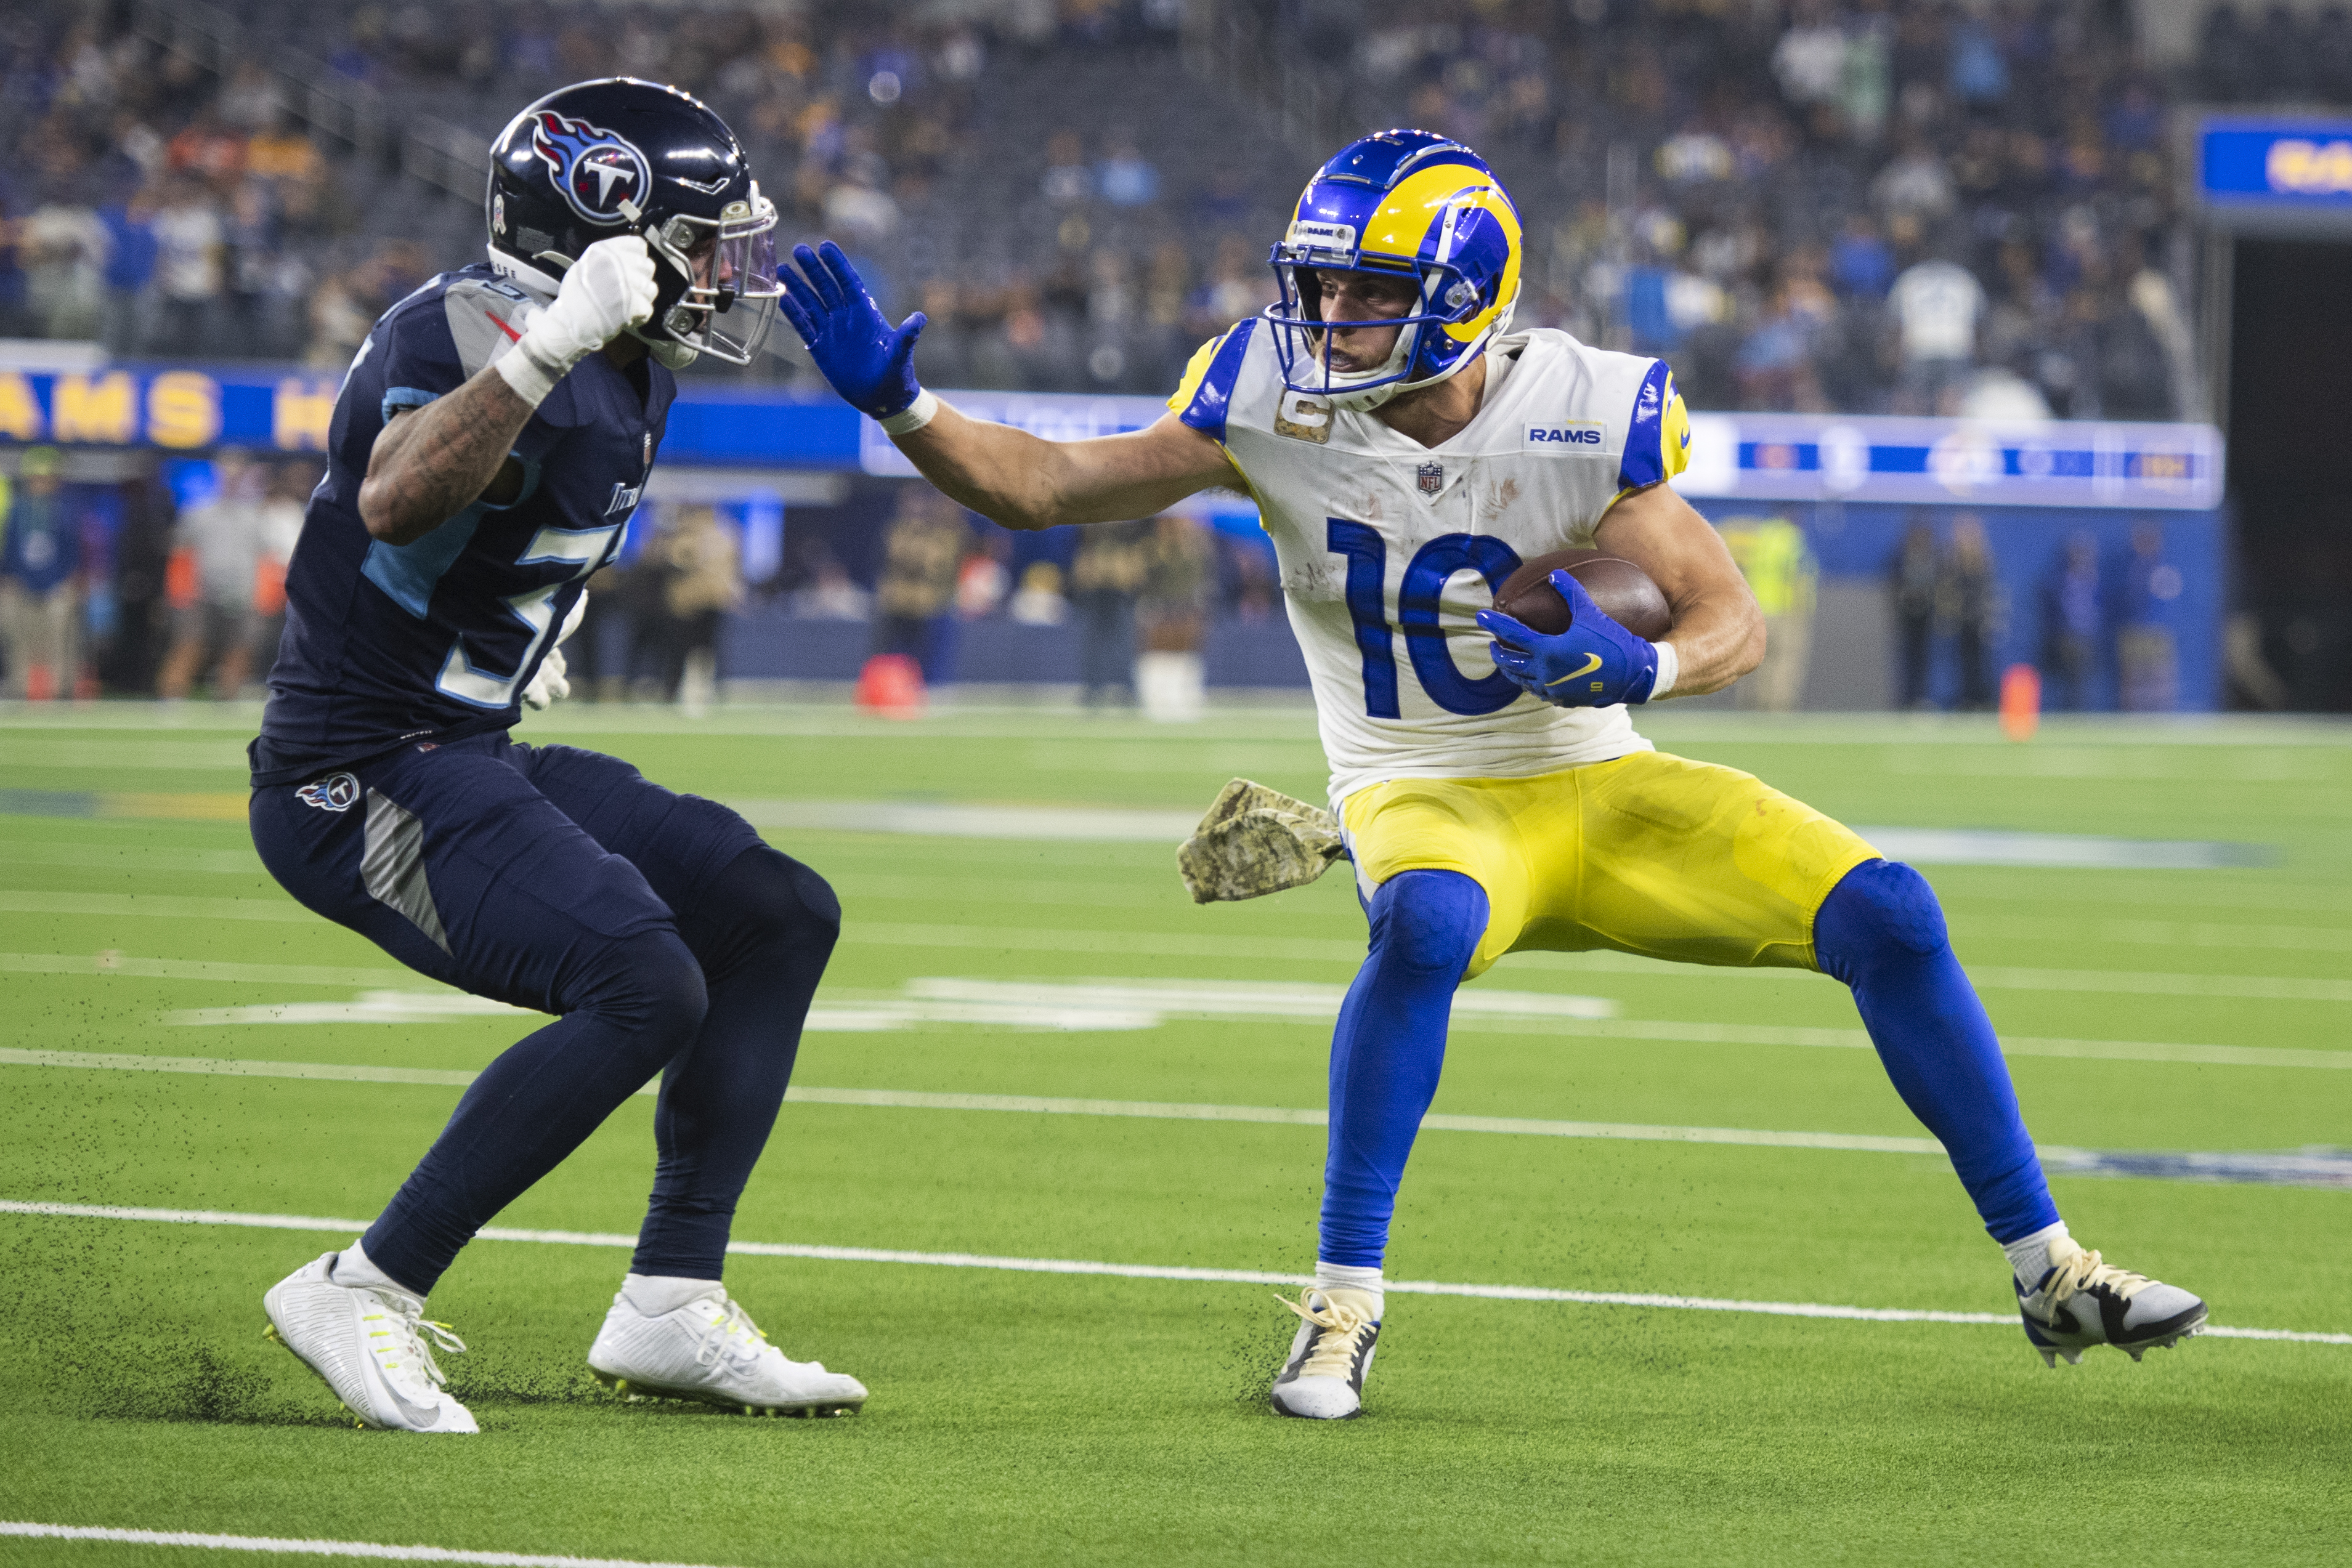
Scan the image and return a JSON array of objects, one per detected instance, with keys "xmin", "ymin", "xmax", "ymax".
[
  {"xmin": 777, "ymin": 241, "xmax": 927, "ymax": 419},
  {"xmin": 1476, "ymin": 568, "xmax": 1660, "ymax": 708}
]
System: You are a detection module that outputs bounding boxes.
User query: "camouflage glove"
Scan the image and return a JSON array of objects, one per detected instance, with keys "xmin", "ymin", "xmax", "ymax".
[{"xmin": 1176, "ymin": 778, "xmax": 1346, "ymax": 903}]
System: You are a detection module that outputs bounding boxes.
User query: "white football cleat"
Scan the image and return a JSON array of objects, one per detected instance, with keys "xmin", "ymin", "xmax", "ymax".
[
  {"xmin": 262, "ymin": 1252, "xmax": 477, "ymax": 1433},
  {"xmin": 1269, "ymin": 1286, "xmax": 1381, "ymax": 1420},
  {"xmin": 587, "ymin": 1283, "xmax": 867, "ymax": 1416},
  {"xmin": 2017, "ymin": 1236, "xmax": 2207, "ymax": 1367}
]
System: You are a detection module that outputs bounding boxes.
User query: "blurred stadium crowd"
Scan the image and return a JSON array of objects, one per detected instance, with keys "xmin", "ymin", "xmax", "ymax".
[{"xmin": 1, "ymin": 0, "xmax": 2342, "ymax": 414}]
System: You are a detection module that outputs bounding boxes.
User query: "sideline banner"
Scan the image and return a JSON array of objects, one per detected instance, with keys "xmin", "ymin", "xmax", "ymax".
[{"xmin": 0, "ymin": 360, "xmax": 2223, "ymax": 510}]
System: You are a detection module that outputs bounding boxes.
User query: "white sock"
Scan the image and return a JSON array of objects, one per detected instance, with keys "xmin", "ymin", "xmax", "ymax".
[
  {"xmin": 623, "ymin": 1272, "xmax": 726, "ymax": 1317},
  {"xmin": 1315, "ymin": 1261, "xmax": 1385, "ymax": 1320},
  {"xmin": 331, "ymin": 1240, "xmax": 421, "ymax": 1302},
  {"xmin": 2002, "ymin": 1221, "xmax": 2071, "ymax": 1291}
]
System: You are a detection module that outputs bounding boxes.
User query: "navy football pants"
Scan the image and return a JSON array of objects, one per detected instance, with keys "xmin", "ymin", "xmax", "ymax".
[{"xmin": 251, "ymin": 731, "xmax": 839, "ymax": 1295}]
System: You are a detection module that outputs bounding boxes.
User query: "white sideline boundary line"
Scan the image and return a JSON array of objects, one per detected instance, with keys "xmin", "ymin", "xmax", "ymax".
[
  {"xmin": 2, "ymin": 1200, "xmax": 2343, "ymax": 1346},
  {"xmin": 0, "ymin": 1522, "xmax": 733, "ymax": 1567}
]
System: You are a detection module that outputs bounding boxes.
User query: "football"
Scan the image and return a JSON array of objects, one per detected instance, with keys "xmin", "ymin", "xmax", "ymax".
[{"xmin": 1491, "ymin": 550, "xmax": 1673, "ymax": 641}]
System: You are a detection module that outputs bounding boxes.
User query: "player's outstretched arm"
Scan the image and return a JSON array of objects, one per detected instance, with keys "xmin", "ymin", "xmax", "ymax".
[
  {"xmin": 1592, "ymin": 482, "xmax": 1765, "ymax": 697},
  {"xmin": 779, "ymin": 242, "xmax": 1231, "ymax": 530},
  {"xmin": 359, "ymin": 237, "xmax": 658, "ymax": 546}
]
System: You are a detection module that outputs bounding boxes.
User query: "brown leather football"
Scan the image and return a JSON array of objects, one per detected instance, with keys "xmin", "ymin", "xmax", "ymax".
[{"xmin": 1492, "ymin": 550, "xmax": 1672, "ymax": 641}]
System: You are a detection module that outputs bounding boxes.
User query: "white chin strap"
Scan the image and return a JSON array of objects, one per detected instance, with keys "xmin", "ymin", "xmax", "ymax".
[{"xmin": 1320, "ymin": 288, "xmax": 1517, "ymax": 413}]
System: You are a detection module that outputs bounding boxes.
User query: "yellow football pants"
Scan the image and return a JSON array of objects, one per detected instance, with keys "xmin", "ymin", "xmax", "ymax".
[{"xmin": 1340, "ymin": 750, "xmax": 1881, "ymax": 980}]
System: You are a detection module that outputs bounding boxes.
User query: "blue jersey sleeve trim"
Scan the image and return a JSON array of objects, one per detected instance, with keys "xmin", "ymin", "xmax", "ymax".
[
  {"xmin": 1175, "ymin": 318, "xmax": 1257, "ymax": 444},
  {"xmin": 382, "ymin": 386, "xmax": 442, "ymax": 424},
  {"xmin": 1616, "ymin": 359, "xmax": 1673, "ymax": 492},
  {"xmin": 360, "ymin": 508, "xmax": 485, "ymax": 620},
  {"xmin": 354, "ymin": 448, "xmax": 536, "ymax": 619}
]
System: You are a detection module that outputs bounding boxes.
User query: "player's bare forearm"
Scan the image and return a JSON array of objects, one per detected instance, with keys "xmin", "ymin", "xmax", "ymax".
[
  {"xmin": 358, "ymin": 368, "xmax": 536, "ymax": 546},
  {"xmin": 892, "ymin": 405, "xmax": 1231, "ymax": 531},
  {"xmin": 1594, "ymin": 482, "xmax": 1764, "ymax": 697}
]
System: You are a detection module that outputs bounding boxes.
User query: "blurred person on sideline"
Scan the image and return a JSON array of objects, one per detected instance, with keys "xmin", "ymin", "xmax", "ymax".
[
  {"xmin": 1718, "ymin": 515, "xmax": 1816, "ymax": 711},
  {"xmin": 1007, "ymin": 560, "xmax": 1068, "ymax": 626},
  {"xmin": 2117, "ymin": 521, "xmax": 2181, "ymax": 712},
  {"xmin": 161, "ymin": 448, "xmax": 267, "ymax": 699},
  {"xmin": 1069, "ymin": 519, "xmax": 1148, "ymax": 708},
  {"xmin": 657, "ymin": 506, "xmax": 743, "ymax": 715},
  {"xmin": 1940, "ymin": 515, "xmax": 2000, "ymax": 711},
  {"xmin": 1889, "ymin": 517, "xmax": 1938, "ymax": 709},
  {"xmin": 249, "ymin": 461, "xmax": 311, "ymax": 685},
  {"xmin": 2040, "ymin": 532, "xmax": 2102, "ymax": 711},
  {"xmin": 1136, "ymin": 511, "xmax": 1212, "ymax": 721},
  {"xmin": 0, "ymin": 448, "xmax": 82, "ymax": 701},
  {"xmin": 869, "ymin": 486, "xmax": 966, "ymax": 682}
]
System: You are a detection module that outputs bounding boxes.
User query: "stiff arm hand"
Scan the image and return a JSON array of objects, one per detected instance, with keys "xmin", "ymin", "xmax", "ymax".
[{"xmin": 779, "ymin": 243, "xmax": 1231, "ymax": 530}]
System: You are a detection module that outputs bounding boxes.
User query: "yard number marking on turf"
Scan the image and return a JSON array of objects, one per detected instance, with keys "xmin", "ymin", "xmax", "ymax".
[
  {"xmin": 0, "ymin": 1522, "xmax": 737, "ymax": 1567},
  {"xmin": 4, "ymin": 1200, "xmax": 2346, "ymax": 1346}
]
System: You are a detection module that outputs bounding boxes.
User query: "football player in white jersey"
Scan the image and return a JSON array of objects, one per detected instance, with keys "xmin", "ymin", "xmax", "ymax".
[{"xmin": 781, "ymin": 129, "xmax": 2207, "ymax": 1420}]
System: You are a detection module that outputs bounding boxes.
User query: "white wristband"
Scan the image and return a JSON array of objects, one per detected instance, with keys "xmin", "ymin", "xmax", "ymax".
[
  {"xmin": 495, "ymin": 338, "xmax": 568, "ymax": 411},
  {"xmin": 878, "ymin": 389, "xmax": 938, "ymax": 436},
  {"xmin": 1649, "ymin": 641, "xmax": 1679, "ymax": 700}
]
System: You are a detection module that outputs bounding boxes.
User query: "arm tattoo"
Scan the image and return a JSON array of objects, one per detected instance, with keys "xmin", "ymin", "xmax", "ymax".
[{"xmin": 360, "ymin": 366, "xmax": 537, "ymax": 546}]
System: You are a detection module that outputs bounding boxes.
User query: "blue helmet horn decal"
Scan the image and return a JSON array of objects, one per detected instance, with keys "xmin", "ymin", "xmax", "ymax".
[{"xmin": 530, "ymin": 110, "xmax": 652, "ymax": 225}]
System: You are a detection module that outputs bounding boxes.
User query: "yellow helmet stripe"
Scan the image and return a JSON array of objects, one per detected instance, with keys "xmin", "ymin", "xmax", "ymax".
[{"xmin": 1357, "ymin": 161, "xmax": 1522, "ymax": 345}]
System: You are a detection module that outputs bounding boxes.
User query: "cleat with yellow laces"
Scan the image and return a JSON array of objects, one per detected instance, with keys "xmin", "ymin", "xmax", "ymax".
[
  {"xmin": 1269, "ymin": 1286, "xmax": 1381, "ymax": 1420},
  {"xmin": 2016, "ymin": 1236, "xmax": 2207, "ymax": 1368},
  {"xmin": 588, "ymin": 1282, "xmax": 867, "ymax": 1416},
  {"xmin": 262, "ymin": 1252, "xmax": 477, "ymax": 1433}
]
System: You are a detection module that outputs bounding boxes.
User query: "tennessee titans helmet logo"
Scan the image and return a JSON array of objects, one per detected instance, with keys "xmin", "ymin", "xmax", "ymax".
[
  {"xmin": 530, "ymin": 111, "xmax": 651, "ymax": 225},
  {"xmin": 295, "ymin": 772, "xmax": 361, "ymax": 812}
]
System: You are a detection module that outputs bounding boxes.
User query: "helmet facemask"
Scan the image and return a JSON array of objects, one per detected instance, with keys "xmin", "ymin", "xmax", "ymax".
[
  {"xmin": 1268, "ymin": 253, "xmax": 1492, "ymax": 412},
  {"xmin": 626, "ymin": 186, "xmax": 782, "ymax": 367}
]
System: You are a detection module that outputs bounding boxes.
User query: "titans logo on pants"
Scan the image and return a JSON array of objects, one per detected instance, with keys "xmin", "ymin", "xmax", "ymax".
[
  {"xmin": 296, "ymin": 772, "xmax": 362, "ymax": 812},
  {"xmin": 530, "ymin": 111, "xmax": 651, "ymax": 224}
]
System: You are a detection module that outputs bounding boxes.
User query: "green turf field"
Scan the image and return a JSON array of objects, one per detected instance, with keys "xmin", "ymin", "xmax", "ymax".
[{"xmin": 2, "ymin": 701, "xmax": 2348, "ymax": 1566}]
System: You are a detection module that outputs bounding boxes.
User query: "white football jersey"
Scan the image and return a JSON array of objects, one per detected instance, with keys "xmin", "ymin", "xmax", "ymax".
[{"xmin": 1169, "ymin": 322, "xmax": 1692, "ymax": 804}]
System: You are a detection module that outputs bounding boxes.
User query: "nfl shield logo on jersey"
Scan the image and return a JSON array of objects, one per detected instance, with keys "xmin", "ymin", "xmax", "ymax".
[
  {"xmin": 1417, "ymin": 461, "xmax": 1445, "ymax": 497},
  {"xmin": 295, "ymin": 772, "xmax": 361, "ymax": 812}
]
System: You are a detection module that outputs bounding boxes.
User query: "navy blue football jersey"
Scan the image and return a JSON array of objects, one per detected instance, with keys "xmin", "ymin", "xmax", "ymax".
[{"xmin": 251, "ymin": 263, "xmax": 673, "ymax": 785}]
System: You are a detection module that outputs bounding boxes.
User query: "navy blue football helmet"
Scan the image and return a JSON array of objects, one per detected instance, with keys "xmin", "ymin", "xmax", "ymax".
[{"xmin": 486, "ymin": 78, "xmax": 780, "ymax": 365}]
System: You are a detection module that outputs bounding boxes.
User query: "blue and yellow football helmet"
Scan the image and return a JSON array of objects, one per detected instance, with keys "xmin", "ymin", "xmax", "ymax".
[{"xmin": 1267, "ymin": 129, "xmax": 1523, "ymax": 411}]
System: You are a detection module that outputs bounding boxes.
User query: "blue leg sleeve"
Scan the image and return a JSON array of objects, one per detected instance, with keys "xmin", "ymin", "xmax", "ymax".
[
  {"xmin": 1814, "ymin": 859, "xmax": 2060, "ymax": 1243},
  {"xmin": 1318, "ymin": 869, "xmax": 1488, "ymax": 1269},
  {"xmin": 630, "ymin": 844, "xmax": 841, "ymax": 1279}
]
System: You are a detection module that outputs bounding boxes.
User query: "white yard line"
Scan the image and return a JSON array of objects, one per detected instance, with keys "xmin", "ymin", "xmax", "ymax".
[
  {"xmin": 9, "ymin": 1049, "xmax": 2348, "ymax": 1187},
  {"xmin": 0, "ymin": 1522, "xmax": 736, "ymax": 1567},
  {"xmin": 2, "ymin": 1200, "xmax": 2343, "ymax": 1345}
]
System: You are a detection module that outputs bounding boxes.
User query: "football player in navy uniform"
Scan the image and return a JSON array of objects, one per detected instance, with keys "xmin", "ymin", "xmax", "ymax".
[{"xmin": 249, "ymin": 79, "xmax": 866, "ymax": 1431}]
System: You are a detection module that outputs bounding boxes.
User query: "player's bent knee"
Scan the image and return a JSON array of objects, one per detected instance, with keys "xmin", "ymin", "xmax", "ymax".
[
  {"xmin": 1369, "ymin": 870, "xmax": 1489, "ymax": 978},
  {"xmin": 578, "ymin": 927, "xmax": 710, "ymax": 1054},
  {"xmin": 718, "ymin": 844, "xmax": 843, "ymax": 953},
  {"xmin": 1814, "ymin": 859, "xmax": 1949, "ymax": 984}
]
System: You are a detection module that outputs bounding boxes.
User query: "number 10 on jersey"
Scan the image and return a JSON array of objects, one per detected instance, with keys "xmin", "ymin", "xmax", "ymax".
[{"xmin": 1328, "ymin": 519, "xmax": 1527, "ymax": 719}]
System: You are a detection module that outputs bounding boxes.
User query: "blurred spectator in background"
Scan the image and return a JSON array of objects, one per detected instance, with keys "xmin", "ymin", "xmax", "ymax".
[
  {"xmin": 249, "ymin": 460, "xmax": 309, "ymax": 684},
  {"xmin": 21, "ymin": 196, "xmax": 107, "ymax": 341},
  {"xmin": 161, "ymin": 448, "xmax": 265, "ymax": 699},
  {"xmin": 1889, "ymin": 250, "xmax": 1984, "ymax": 414},
  {"xmin": 97, "ymin": 182, "xmax": 159, "ymax": 355},
  {"xmin": 787, "ymin": 544, "xmax": 873, "ymax": 621},
  {"xmin": 1940, "ymin": 515, "xmax": 2001, "ymax": 711},
  {"xmin": 1890, "ymin": 517, "xmax": 1938, "ymax": 710},
  {"xmin": 2119, "ymin": 520, "xmax": 2181, "ymax": 712},
  {"xmin": 1719, "ymin": 514, "xmax": 1816, "ymax": 711},
  {"xmin": 870, "ymin": 488, "xmax": 967, "ymax": 683},
  {"xmin": 1069, "ymin": 518, "xmax": 1148, "ymax": 708},
  {"xmin": 655, "ymin": 506, "xmax": 743, "ymax": 715},
  {"xmin": 1135, "ymin": 512, "xmax": 1210, "ymax": 722},
  {"xmin": 0, "ymin": 448, "xmax": 82, "ymax": 701},
  {"xmin": 148, "ymin": 174, "xmax": 226, "ymax": 358},
  {"xmin": 2041, "ymin": 532, "xmax": 2103, "ymax": 711},
  {"xmin": 1007, "ymin": 560, "xmax": 1068, "ymax": 625}
]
